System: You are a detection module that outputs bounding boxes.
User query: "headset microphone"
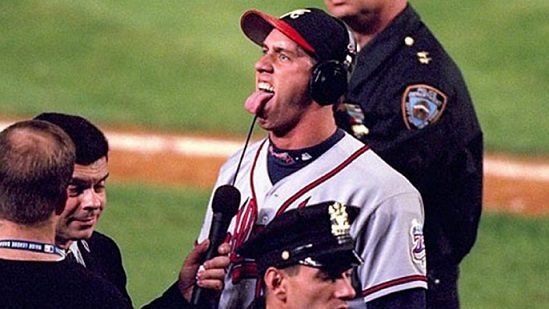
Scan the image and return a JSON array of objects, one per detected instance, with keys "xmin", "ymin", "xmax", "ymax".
[{"xmin": 232, "ymin": 114, "xmax": 257, "ymax": 186}]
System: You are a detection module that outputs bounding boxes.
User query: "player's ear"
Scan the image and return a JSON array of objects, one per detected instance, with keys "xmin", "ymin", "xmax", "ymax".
[{"xmin": 264, "ymin": 267, "xmax": 287, "ymax": 301}]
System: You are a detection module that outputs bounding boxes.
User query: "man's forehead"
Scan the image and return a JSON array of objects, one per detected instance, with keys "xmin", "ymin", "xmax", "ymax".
[
  {"xmin": 72, "ymin": 156, "xmax": 109, "ymax": 180},
  {"xmin": 265, "ymin": 29, "xmax": 310, "ymax": 57}
]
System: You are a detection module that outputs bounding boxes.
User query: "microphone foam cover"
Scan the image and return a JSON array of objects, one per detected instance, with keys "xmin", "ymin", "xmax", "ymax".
[{"xmin": 211, "ymin": 185, "xmax": 241, "ymax": 216}]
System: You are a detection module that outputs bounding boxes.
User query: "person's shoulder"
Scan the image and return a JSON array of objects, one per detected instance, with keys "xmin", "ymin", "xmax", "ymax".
[
  {"xmin": 0, "ymin": 260, "xmax": 130, "ymax": 308},
  {"xmin": 87, "ymin": 230, "xmax": 118, "ymax": 247},
  {"xmin": 82, "ymin": 230, "xmax": 122, "ymax": 257},
  {"xmin": 335, "ymin": 134, "xmax": 417, "ymax": 189},
  {"xmin": 220, "ymin": 137, "xmax": 266, "ymax": 173},
  {"xmin": 63, "ymin": 261, "xmax": 131, "ymax": 307}
]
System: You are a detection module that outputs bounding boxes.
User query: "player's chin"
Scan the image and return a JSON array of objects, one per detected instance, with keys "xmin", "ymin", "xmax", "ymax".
[
  {"xmin": 70, "ymin": 222, "xmax": 97, "ymax": 239},
  {"xmin": 255, "ymin": 116, "xmax": 270, "ymax": 129},
  {"xmin": 77, "ymin": 228, "xmax": 95, "ymax": 240}
]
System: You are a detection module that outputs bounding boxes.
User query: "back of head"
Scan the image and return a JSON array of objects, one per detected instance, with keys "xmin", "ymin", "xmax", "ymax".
[
  {"xmin": 34, "ymin": 112, "xmax": 109, "ymax": 165},
  {"xmin": 0, "ymin": 120, "xmax": 75, "ymax": 225}
]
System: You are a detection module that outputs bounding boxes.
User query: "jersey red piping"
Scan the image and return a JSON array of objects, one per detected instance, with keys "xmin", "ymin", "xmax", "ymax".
[
  {"xmin": 361, "ymin": 275, "xmax": 428, "ymax": 297},
  {"xmin": 276, "ymin": 144, "xmax": 370, "ymax": 216}
]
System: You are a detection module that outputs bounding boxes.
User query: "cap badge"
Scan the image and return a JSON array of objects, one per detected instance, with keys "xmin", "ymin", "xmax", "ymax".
[
  {"xmin": 329, "ymin": 202, "xmax": 351, "ymax": 242},
  {"xmin": 280, "ymin": 9, "xmax": 311, "ymax": 20}
]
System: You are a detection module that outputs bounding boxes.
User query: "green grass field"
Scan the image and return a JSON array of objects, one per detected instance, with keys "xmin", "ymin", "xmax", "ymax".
[
  {"xmin": 1, "ymin": 0, "xmax": 548, "ymax": 153},
  {"xmin": 2, "ymin": 1, "xmax": 548, "ymax": 308}
]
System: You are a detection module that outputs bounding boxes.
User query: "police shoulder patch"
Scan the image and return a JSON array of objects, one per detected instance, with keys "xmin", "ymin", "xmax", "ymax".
[{"xmin": 401, "ymin": 84, "xmax": 447, "ymax": 129}]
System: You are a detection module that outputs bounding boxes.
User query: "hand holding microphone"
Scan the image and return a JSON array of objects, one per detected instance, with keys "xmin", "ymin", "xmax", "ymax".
[{"xmin": 191, "ymin": 185, "xmax": 240, "ymax": 306}]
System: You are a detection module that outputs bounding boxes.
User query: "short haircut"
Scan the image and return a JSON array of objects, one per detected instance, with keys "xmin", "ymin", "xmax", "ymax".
[
  {"xmin": 0, "ymin": 120, "xmax": 75, "ymax": 225},
  {"xmin": 34, "ymin": 113, "xmax": 109, "ymax": 165}
]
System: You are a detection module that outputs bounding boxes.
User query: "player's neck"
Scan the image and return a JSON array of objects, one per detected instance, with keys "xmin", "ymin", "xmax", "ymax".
[
  {"xmin": 0, "ymin": 220, "xmax": 55, "ymax": 243},
  {"xmin": 270, "ymin": 107, "xmax": 336, "ymax": 149}
]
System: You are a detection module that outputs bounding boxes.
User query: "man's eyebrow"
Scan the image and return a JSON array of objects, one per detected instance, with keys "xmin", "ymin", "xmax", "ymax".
[
  {"xmin": 262, "ymin": 43, "xmax": 298, "ymax": 56},
  {"xmin": 70, "ymin": 173, "xmax": 110, "ymax": 185},
  {"xmin": 99, "ymin": 173, "xmax": 110, "ymax": 182}
]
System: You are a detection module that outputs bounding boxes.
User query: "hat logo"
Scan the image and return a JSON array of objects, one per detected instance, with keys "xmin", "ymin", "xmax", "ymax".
[
  {"xmin": 280, "ymin": 9, "xmax": 311, "ymax": 20},
  {"xmin": 329, "ymin": 202, "xmax": 351, "ymax": 241}
]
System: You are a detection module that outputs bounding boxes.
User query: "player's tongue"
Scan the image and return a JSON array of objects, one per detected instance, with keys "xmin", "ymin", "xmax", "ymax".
[{"xmin": 245, "ymin": 90, "xmax": 274, "ymax": 115}]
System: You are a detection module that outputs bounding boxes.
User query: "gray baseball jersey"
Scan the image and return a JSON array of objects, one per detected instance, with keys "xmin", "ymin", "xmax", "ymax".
[{"xmin": 198, "ymin": 132, "xmax": 427, "ymax": 308}]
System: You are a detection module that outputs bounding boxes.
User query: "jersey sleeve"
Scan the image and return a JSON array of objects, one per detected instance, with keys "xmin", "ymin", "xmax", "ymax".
[{"xmin": 351, "ymin": 191, "xmax": 427, "ymax": 303}]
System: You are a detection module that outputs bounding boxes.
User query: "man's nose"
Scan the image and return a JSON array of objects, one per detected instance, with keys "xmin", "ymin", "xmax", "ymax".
[
  {"xmin": 81, "ymin": 188, "xmax": 101, "ymax": 210},
  {"xmin": 255, "ymin": 53, "xmax": 274, "ymax": 73},
  {"xmin": 336, "ymin": 277, "xmax": 357, "ymax": 300}
]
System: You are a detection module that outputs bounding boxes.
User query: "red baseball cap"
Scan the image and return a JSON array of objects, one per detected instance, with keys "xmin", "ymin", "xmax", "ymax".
[{"xmin": 241, "ymin": 8, "xmax": 352, "ymax": 63}]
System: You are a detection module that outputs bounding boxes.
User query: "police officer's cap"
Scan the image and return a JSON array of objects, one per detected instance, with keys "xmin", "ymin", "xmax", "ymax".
[{"xmin": 237, "ymin": 201, "xmax": 363, "ymax": 274}]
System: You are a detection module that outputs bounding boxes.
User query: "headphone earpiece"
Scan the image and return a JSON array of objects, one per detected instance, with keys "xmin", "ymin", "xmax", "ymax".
[
  {"xmin": 309, "ymin": 20, "xmax": 357, "ymax": 106},
  {"xmin": 310, "ymin": 61, "xmax": 348, "ymax": 106}
]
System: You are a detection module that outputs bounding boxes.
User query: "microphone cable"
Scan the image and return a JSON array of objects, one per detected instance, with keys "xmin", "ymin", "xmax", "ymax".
[{"xmin": 231, "ymin": 114, "xmax": 257, "ymax": 186}]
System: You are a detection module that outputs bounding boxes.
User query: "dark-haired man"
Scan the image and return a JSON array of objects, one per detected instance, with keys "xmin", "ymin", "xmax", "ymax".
[
  {"xmin": 35, "ymin": 112, "xmax": 229, "ymax": 308},
  {"xmin": 0, "ymin": 120, "xmax": 131, "ymax": 308}
]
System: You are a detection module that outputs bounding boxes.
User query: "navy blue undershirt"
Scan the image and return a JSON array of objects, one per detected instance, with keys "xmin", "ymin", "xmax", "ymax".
[{"xmin": 267, "ymin": 129, "xmax": 345, "ymax": 184}]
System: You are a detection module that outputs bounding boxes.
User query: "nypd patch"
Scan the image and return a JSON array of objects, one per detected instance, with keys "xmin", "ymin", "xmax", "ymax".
[{"xmin": 402, "ymin": 84, "xmax": 447, "ymax": 129}]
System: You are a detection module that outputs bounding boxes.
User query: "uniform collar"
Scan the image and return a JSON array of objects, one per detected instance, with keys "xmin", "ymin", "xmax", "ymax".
[{"xmin": 68, "ymin": 240, "xmax": 89, "ymax": 267}]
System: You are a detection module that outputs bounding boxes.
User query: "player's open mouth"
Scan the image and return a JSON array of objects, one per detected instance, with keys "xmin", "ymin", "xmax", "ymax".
[
  {"xmin": 245, "ymin": 82, "xmax": 275, "ymax": 115},
  {"xmin": 258, "ymin": 82, "xmax": 274, "ymax": 93}
]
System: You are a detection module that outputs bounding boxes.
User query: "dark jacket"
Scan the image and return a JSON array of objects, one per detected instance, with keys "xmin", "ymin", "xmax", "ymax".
[
  {"xmin": 335, "ymin": 4, "xmax": 483, "ymax": 306},
  {"xmin": 0, "ymin": 257, "xmax": 131, "ymax": 308},
  {"xmin": 78, "ymin": 231, "xmax": 193, "ymax": 309}
]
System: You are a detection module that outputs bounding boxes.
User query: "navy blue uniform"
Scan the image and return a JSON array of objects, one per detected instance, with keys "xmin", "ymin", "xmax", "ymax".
[{"xmin": 335, "ymin": 5, "xmax": 483, "ymax": 308}]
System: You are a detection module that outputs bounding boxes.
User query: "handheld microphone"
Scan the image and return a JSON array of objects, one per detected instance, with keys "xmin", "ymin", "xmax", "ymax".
[{"xmin": 191, "ymin": 184, "xmax": 241, "ymax": 306}]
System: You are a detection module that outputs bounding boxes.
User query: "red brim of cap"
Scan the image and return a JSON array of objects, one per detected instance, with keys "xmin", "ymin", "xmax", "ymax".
[{"xmin": 240, "ymin": 10, "xmax": 315, "ymax": 54}]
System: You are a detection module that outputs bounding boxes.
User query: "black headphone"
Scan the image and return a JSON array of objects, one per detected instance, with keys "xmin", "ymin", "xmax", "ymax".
[{"xmin": 309, "ymin": 21, "xmax": 357, "ymax": 106}]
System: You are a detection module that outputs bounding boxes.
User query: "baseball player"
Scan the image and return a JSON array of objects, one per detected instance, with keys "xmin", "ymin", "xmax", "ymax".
[{"xmin": 198, "ymin": 8, "xmax": 426, "ymax": 309}]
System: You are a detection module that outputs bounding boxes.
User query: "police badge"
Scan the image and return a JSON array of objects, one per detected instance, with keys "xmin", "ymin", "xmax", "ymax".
[{"xmin": 402, "ymin": 84, "xmax": 447, "ymax": 129}]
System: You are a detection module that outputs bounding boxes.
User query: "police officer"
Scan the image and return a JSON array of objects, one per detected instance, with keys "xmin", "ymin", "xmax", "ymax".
[
  {"xmin": 237, "ymin": 201, "xmax": 363, "ymax": 309},
  {"xmin": 325, "ymin": 1, "xmax": 484, "ymax": 308}
]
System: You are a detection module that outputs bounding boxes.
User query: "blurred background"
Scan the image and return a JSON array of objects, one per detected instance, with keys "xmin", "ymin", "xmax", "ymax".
[{"xmin": 1, "ymin": 1, "xmax": 548, "ymax": 307}]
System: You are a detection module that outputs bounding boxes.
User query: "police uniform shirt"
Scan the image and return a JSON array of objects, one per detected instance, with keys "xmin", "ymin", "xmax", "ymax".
[{"xmin": 336, "ymin": 3, "xmax": 483, "ymax": 287}]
